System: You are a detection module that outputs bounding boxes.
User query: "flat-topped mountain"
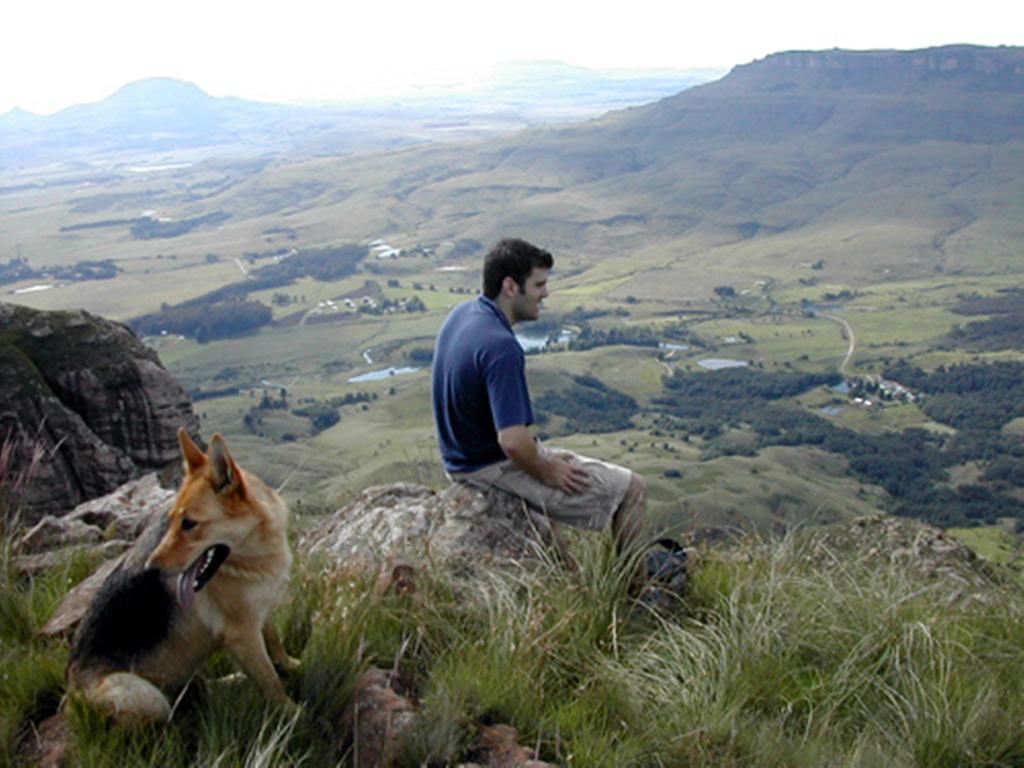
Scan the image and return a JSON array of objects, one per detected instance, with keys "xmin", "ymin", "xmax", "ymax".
[{"xmin": 750, "ymin": 45, "xmax": 1024, "ymax": 79}]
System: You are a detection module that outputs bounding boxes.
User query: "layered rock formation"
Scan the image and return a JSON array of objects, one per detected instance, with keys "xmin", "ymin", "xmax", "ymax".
[{"xmin": 0, "ymin": 303, "xmax": 197, "ymax": 522}]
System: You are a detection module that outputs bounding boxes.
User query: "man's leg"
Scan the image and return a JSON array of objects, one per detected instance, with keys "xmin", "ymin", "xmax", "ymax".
[{"xmin": 611, "ymin": 472, "xmax": 648, "ymax": 554}]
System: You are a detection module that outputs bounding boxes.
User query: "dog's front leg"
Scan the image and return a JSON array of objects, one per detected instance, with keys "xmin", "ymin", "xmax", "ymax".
[
  {"xmin": 263, "ymin": 621, "xmax": 301, "ymax": 674},
  {"xmin": 223, "ymin": 627, "xmax": 297, "ymax": 710}
]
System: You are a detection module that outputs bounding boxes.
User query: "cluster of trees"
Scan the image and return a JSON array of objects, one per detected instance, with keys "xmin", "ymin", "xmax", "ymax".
[
  {"xmin": 133, "ymin": 300, "xmax": 272, "ymax": 342},
  {"xmin": 328, "ymin": 392, "xmax": 377, "ymax": 407},
  {"xmin": 291, "ymin": 402, "xmax": 341, "ymax": 433},
  {"xmin": 883, "ymin": 360, "xmax": 1024, "ymax": 431},
  {"xmin": 130, "ymin": 212, "xmax": 231, "ymax": 240},
  {"xmin": 60, "ymin": 217, "xmax": 137, "ymax": 232},
  {"xmin": 659, "ymin": 322, "xmax": 709, "ymax": 348},
  {"xmin": 947, "ymin": 312, "xmax": 1024, "ymax": 351},
  {"xmin": 567, "ymin": 326, "xmax": 660, "ymax": 352},
  {"xmin": 655, "ymin": 368, "xmax": 840, "ymax": 425},
  {"xmin": 652, "ymin": 364, "xmax": 1024, "ymax": 528},
  {"xmin": 407, "ymin": 347, "xmax": 434, "ymax": 364},
  {"xmin": 0, "ymin": 257, "xmax": 119, "ymax": 285},
  {"xmin": 951, "ymin": 289, "xmax": 1024, "ymax": 317},
  {"xmin": 358, "ymin": 296, "xmax": 427, "ymax": 315},
  {"xmin": 536, "ymin": 375, "xmax": 638, "ymax": 435},
  {"xmin": 896, "ymin": 485, "xmax": 1024, "ymax": 527},
  {"xmin": 189, "ymin": 386, "xmax": 240, "ymax": 402},
  {"xmin": 942, "ymin": 290, "xmax": 1024, "ymax": 354}
]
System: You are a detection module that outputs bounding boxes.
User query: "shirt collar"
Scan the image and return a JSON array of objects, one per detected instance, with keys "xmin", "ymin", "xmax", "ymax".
[{"xmin": 477, "ymin": 295, "xmax": 514, "ymax": 334}]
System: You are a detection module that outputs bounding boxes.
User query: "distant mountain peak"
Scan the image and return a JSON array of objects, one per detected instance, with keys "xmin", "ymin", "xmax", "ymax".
[
  {"xmin": 0, "ymin": 106, "xmax": 38, "ymax": 122},
  {"xmin": 106, "ymin": 77, "xmax": 215, "ymax": 106}
]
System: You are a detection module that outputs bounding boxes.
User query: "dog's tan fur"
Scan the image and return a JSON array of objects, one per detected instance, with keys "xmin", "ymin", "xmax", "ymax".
[{"xmin": 68, "ymin": 428, "xmax": 297, "ymax": 723}]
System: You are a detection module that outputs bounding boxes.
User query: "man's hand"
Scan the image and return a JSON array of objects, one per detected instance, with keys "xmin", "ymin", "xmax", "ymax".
[
  {"xmin": 498, "ymin": 426, "xmax": 590, "ymax": 495},
  {"xmin": 540, "ymin": 452, "xmax": 591, "ymax": 495}
]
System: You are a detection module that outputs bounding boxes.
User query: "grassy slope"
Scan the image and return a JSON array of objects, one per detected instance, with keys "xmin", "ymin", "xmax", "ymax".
[{"xmin": 4, "ymin": 526, "xmax": 1023, "ymax": 766}]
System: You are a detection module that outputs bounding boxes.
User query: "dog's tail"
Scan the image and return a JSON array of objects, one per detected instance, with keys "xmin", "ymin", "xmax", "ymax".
[{"xmin": 70, "ymin": 666, "xmax": 172, "ymax": 725}]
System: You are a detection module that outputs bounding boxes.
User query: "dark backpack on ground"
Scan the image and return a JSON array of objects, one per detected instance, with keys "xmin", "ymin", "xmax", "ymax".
[{"xmin": 636, "ymin": 537, "xmax": 689, "ymax": 611}]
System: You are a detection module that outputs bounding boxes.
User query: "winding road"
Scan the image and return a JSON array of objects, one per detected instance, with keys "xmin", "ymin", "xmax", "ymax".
[{"xmin": 819, "ymin": 313, "xmax": 856, "ymax": 375}]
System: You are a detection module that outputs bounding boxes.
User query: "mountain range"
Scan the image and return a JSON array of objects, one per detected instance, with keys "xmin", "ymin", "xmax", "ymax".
[
  {"xmin": 2, "ymin": 44, "xmax": 1021, "ymax": 310},
  {"xmin": 0, "ymin": 63, "xmax": 718, "ymax": 171}
]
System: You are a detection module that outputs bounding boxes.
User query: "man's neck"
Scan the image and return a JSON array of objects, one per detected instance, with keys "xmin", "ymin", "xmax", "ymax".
[{"xmin": 493, "ymin": 295, "xmax": 517, "ymax": 327}]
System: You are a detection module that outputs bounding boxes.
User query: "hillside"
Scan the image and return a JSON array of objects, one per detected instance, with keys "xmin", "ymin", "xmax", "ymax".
[
  {"xmin": 2, "ymin": 44, "xmax": 1023, "ymax": 541},
  {"xmin": 321, "ymin": 44, "xmax": 1024, "ymax": 291}
]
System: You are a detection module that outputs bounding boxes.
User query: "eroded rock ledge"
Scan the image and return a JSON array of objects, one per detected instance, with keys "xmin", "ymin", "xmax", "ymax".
[{"xmin": 0, "ymin": 303, "xmax": 197, "ymax": 522}]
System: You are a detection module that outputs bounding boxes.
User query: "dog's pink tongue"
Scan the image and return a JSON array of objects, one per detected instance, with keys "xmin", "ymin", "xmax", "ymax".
[{"xmin": 177, "ymin": 564, "xmax": 198, "ymax": 610}]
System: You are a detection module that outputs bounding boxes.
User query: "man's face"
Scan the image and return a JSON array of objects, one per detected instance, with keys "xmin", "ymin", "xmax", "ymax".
[{"xmin": 510, "ymin": 267, "xmax": 549, "ymax": 323}]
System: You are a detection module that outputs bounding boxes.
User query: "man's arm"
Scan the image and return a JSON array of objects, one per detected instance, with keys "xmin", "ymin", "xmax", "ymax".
[{"xmin": 498, "ymin": 425, "xmax": 590, "ymax": 495}]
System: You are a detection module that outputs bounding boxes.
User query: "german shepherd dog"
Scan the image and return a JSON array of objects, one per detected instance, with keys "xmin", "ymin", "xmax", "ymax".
[{"xmin": 68, "ymin": 429, "xmax": 298, "ymax": 723}]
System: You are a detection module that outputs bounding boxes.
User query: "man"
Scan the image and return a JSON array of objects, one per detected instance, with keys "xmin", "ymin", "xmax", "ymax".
[{"xmin": 432, "ymin": 238, "xmax": 647, "ymax": 552}]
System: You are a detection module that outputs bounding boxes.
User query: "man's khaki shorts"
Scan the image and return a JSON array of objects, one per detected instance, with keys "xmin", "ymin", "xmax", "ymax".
[{"xmin": 450, "ymin": 444, "xmax": 633, "ymax": 531}]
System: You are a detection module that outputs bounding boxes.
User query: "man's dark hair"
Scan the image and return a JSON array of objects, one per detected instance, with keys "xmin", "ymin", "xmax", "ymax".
[{"xmin": 482, "ymin": 238, "xmax": 554, "ymax": 300}]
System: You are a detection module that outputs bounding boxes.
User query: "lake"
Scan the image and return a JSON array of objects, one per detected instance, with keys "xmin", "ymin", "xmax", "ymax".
[
  {"xmin": 516, "ymin": 329, "xmax": 573, "ymax": 352},
  {"xmin": 347, "ymin": 366, "xmax": 421, "ymax": 383},
  {"xmin": 698, "ymin": 358, "xmax": 748, "ymax": 370}
]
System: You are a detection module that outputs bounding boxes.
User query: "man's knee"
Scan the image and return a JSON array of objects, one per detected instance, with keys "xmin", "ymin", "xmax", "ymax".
[
  {"xmin": 613, "ymin": 472, "xmax": 648, "ymax": 541},
  {"xmin": 626, "ymin": 472, "xmax": 647, "ymax": 508}
]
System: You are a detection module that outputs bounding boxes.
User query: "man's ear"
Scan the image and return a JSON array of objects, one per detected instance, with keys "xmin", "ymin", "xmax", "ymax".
[
  {"xmin": 207, "ymin": 434, "xmax": 247, "ymax": 497},
  {"xmin": 178, "ymin": 427, "xmax": 206, "ymax": 474},
  {"xmin": 501, "ymin": 276, "xmax": 520, "ymax": 297}
]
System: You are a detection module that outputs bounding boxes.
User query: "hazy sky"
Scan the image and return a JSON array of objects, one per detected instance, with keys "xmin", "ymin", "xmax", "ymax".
[{"xmin": 3, "ymin": 0, "xmax": 1021, "ymax": 114}]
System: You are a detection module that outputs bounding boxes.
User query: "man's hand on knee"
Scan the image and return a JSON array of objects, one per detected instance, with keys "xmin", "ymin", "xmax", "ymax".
[
  {"xmin": 540, "ymin": 454, "xmax": 591, "ymax": 495},
  {"xmin": 500, "ymin": 426, "xmax": 590, "ymax": 494}
]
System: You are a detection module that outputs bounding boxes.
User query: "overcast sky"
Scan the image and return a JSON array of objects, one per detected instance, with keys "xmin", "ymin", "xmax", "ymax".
[{"xmin": 3, "ymin": 0, "xmax": 1021, "ymax": 114}]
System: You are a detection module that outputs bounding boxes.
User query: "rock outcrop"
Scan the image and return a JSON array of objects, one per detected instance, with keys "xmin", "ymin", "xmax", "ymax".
[
  {"xmin": 0, "ymin": 303, "xmax": 197, "ymax": 522},
  {"xmin": 24, "ymin": 474, "xmax": 175, "ymax": 636},
  {"xmin": 808, "ymin": 514, "xmax": 1001, "ymax": 589},
  {"xmin": 300, "ymin": 482, "xmax": 561, "ymax": 573}
]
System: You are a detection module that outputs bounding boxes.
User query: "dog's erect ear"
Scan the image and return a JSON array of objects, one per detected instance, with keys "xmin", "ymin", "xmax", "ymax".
[
  {"xmin": 178, "ymin": 427, "xmax": 206, "ymax": 474},
  {"xmin": 207, "ymin": 433, "xmax": 247, "ymax": 498}
]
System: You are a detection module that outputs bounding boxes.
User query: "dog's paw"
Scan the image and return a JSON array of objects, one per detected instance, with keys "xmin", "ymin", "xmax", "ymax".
[{"xmin": 276, "ymin": 656, "xmax": 301, "ymax": 675}]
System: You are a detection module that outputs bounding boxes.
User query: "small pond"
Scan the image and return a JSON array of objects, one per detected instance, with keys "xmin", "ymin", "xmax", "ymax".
[
  {"xmin": 698, "ymin": 358, "xmax": 749, "ymax": 371},
  {"xmin": 347, "ymin": 366, "xmax": 421, "ymax": 383}
]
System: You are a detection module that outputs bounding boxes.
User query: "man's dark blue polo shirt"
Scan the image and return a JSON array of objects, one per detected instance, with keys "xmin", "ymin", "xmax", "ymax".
[{"xmin": 432, "ymin": 296, "xmax": 534, "ymax": 473}]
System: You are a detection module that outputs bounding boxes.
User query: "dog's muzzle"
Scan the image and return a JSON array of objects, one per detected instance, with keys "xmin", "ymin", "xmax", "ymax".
[{"xmin": 177, "ymin": 544, "xmax": 231, "ymax": 609}]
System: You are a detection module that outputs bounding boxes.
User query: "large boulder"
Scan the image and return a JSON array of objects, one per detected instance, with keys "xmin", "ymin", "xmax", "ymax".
[
  {"xmin": 0, "ymin": 303, "xmax": 197, "ymax": 522},
  {"xmin": 301, "ymin": 482, "xmax": 560, "ymax": 573}
]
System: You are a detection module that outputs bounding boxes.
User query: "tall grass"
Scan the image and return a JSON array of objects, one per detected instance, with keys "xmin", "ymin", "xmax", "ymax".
[
  {"xmin": 1, "ymin": 427, "xmax": 69, "ymax": 766},
  {"xmin": 2, "ymin": 523, "xmax": 1023, "ymax": 766}
]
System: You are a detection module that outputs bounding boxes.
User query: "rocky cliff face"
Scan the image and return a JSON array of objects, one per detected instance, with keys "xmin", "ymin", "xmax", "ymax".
[
  {"xmin": 749, "ymin": 45, "xmax": 1024, "ymax": 78},
  {"xmin": 0, "ymin": 303, "xmax": 197, "ymax": 522}
]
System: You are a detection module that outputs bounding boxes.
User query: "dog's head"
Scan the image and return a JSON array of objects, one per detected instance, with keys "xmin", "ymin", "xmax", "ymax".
[{"xmin": 147, "ymin": 428, "xmax": 262, "ymax": 609}]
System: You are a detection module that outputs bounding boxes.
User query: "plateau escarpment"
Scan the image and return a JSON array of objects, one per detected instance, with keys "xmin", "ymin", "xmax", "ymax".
[{"xmin": 0, "ymin": 303, "xmax": 197, "ymax": 521}]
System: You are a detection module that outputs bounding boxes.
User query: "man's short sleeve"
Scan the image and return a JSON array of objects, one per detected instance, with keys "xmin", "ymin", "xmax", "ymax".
[{"xmin": 482, "ymin": 343, "xmax": 534, "ymax": 431}]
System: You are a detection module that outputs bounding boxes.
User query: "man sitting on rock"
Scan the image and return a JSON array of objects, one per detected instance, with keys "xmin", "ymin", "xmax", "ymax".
[{"xmin": 431, "ymin": 238, "xmax": 648, "ymax": 554}]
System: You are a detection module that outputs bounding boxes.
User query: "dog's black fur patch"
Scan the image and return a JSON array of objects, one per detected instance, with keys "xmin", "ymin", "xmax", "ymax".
[
  {"xmin": 70, "ymin": 565, "xmax": 177, "ymax": 667},
  {"xmin": 70, "ymin": 508, "xmax": 177, "ymax": 667}
]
